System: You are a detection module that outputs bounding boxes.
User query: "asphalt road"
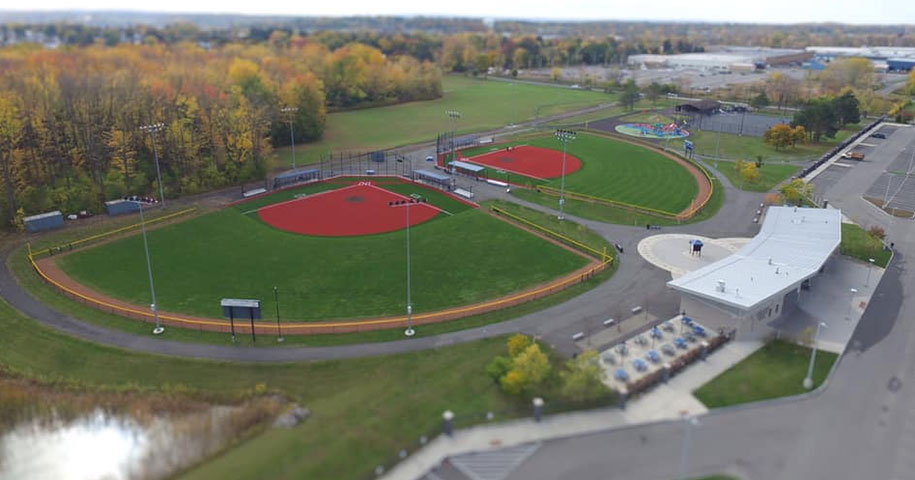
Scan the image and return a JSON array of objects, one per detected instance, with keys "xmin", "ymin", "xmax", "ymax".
[{"xmin": 472, "ymin": 124, "xmax": 915, "ymax": 480}]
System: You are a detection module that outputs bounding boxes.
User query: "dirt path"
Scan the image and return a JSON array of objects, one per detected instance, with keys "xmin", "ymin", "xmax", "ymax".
[{"xmin": 34, "ymin": 251, "xmax": 607, "ymax": 335}]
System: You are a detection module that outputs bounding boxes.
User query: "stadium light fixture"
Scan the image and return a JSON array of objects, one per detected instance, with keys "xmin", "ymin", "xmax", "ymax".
[
  {"xmin": 281, "ymin": 107, "xmax": 299, "ymax": 170},
  {"xmin": 123, "ymin": 195, "xmax": 164, "ymax": 335},
  {"xmin": 140, "ymin": 122, "xmax": 167, "ymax": 208},
  {"xmin": 554, "ymin": 129, "xmax": 577, "ymax": 220},
  {"xmin": 404, "ymin": 199, "xmax": 416, "ymax": 337},
  {"xmin": 274, "ymin": 286, "xmax": 284, "ymax": 342}
]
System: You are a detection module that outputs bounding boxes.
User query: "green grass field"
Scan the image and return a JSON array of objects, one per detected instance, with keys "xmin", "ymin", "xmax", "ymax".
[
  {"xmin": 840, "ymin": 223, "xmax": 892, "ymax": 268},
  {"xmin": 273, "ymin": 76, "xmax": 616, "ymax": 167},
  {"xmin": 693, "ymin": 340, "xmax": 837, "ymax": 408},
  {"xmin": 710, "ymin": 159, "xmax": 800, "ymax": 192},
  {"xmin": 0, "ymin": 295, "xmax": 536, "ymax": 479},
  {"xmin": 464, "ymin": 132, "xmax": 698, "ymax": 214},
  {"xmin": 56, "ymin": 181, "xmax": 588, "ymax": 322},
  {"xmin": 689, "ymin": 125, "xmax": 861, "ymax": 163},
  {"xmin": 510, "ymin": 165, "xmax": 724, "ymax": 226}
]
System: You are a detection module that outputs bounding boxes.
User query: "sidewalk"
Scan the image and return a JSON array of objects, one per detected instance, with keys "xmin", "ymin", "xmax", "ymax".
[{"xmin": 383, "ymin": 339, "xmax": 765, "ymax": 480}]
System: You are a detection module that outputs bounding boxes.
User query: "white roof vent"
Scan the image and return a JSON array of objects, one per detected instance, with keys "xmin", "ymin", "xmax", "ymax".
[{"xmin": 716, "ymin": 280, "xmax": 726, "ymax": 292}]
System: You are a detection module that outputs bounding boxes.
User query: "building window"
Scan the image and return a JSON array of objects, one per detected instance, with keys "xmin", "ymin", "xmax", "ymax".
[{"xmin": 776, "ymin": 303, "xmax": 780, "ymax": 314}]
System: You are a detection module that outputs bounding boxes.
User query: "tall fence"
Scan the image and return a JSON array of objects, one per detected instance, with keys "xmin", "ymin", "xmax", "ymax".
[{"xmin": 318, "ymin": 150, "xmax": 411, "ymax": 178}]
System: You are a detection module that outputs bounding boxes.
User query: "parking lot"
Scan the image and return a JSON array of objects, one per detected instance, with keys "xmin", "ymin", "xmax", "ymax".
[{"xmin": 861, "ymin": 124, "xmax": 915, "ymax": 216}]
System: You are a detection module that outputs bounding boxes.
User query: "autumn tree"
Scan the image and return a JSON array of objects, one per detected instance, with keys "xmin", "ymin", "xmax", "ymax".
[
  {"xmin": 766, "ymin": 72, "xmax": 801, "ymax": 110},
  {"xmin": 780, "ymin": 178, "xmax": 814, "ymax": 205},
  {"xmin": 0, "ymin": 93, "xmax": 24, "ymax": 224},
  {"xmin": 620, "ymin": 79, "xmax": 641, "ymax": 111},
  {"xmin": 763, "ymin": 124, "xmax": 795, "ymax": 150},
  {"xmin": 739, "ymin": 161, "xmax": 761, "ymax": 184},
  {"xmin": 821, "ymin": 57, "xmax": 874, "ymax": 93},
  {"xmin": 560, "ymin": 350, "xmax": 608, "ymax": 402}
]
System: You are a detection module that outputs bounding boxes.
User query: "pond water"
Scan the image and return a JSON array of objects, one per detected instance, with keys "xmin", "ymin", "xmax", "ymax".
[{"xmin": 0, "ymin": 407, "xmax": 237, "ymax": 480}]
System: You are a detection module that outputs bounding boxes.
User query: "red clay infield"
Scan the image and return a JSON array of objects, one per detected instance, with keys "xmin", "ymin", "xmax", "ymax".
[
  {"xmin": 462, "ymin": 145, "xmax": 582, "ymax": 180},
  {"xmin": 258, "ymin": 183, "xmax": 441, "ymax": 237}
]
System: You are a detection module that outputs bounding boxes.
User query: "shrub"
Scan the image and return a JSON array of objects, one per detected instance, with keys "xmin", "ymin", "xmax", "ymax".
[{"xmin": 868, "ymin": 225, "xmax": 886, "ymax": 240}]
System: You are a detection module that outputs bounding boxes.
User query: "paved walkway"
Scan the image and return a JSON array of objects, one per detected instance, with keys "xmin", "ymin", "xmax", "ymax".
[{"xmin": 387, "ymin": 338, "xmax": 765, "ymax": 480}]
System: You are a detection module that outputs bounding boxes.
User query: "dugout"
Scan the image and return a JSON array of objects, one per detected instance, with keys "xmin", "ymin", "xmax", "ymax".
[
  {"xmin": 105, "ymin": 199, "xmax": 141, "ymax": 216},
  {"xmin": 24, "ymin": 211, "xmax": 64, "ymax": 233},
  {"xmin": 273, "ymin": 168, "xmax": 320, "ymax": 189},
  {"xmin": 448, "ymin": 160, "xmax": 485, "ymax": 179},
  {"xmin": 414, "ymin": 169, "xmax": 452, "ymax": 191}
]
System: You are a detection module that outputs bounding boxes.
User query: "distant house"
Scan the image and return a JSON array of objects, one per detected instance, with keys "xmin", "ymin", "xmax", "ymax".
[{"xmin": 675, "ymin": 100, "xmax": 721, "ymax": 116}]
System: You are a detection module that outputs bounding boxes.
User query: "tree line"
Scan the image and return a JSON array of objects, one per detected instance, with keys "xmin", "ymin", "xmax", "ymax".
[{"xmin": 0, "ymin": 41, "xmax": 441, "ymax": 224}]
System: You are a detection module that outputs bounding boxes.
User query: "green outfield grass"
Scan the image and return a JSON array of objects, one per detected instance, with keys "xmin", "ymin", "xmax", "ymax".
[
  {"xmin": 55, "ymin": 181, "xmax": 588, "ymax": 322},
  {"xmin": 273, "ymin": 76, "xmax": 616, "ymax": 167},
  {"xmin": 710, "ymin": 159, "xmax": 800, "ymax": 192},
  {"xmin": 694, "ymin": 340, "xmax": 837, "ymax": 408},
  {"xmin": 510, "ymin": 170, "xmax": 723, "ymax": 227},
  {"xmin": 463, "ymin": 132, "xmax": 698, "ymax": 214},
  {"xmin": 689, "ymin": 125, "xmax": 861, "ymax": 163}
]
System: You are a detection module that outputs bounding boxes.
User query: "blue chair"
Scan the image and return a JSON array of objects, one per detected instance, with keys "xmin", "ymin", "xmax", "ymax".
[
  {"xmin": 633, "ymin": 359, "xmax": 648, "ymax": 371},
  {"xmin": 675, "ymin": 337, "xmax": 688, "ymax": 349},
  {"xmin": 647, "ymin": 350, "xmax": 661, "ymax": 363},
  {"xmin": 651, "ymin": 327, "xmax": 663, "ymax": 339},
  {"xmin": 615, "ymin": 369, "xmax": 630, "ymax": 381},
  {"xmin": 693, "ymin": 325, "xmax": 707, "ymax": 337}
]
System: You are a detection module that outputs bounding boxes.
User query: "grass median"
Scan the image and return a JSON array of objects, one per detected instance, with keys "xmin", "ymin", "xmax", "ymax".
[{"xmin": 693, "ymin": 340, "xmax": 837, "ymax": 408}]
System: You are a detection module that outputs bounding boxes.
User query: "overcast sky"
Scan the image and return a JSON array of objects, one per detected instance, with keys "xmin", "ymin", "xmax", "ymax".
[{"xmin": 3, "ymin": 0, "xmax": 914, "ymax": 25}]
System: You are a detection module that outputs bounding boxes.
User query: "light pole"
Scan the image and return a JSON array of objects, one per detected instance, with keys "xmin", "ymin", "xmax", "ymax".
[
  {"xmin": 866, "ymin": 258, "xmax": 875, "ymax": 287},
  {"xmin": 679, "ymin": 414, "xmax": 700, "ymax": 480},
  {"xmin": 846, "ymin": 288, "xmax": 858, "ymax": 321},
  {"xmin": 446, "ymin": 110, "xmax": 461, "ymax": 168},
  {"xmin": 803, "ymin": 321, "xmax": 828, "ymax": 389},
  {"xmin": 274, "ymin": 286, "xmax": 283, "ymax": 343},
  {"xmin": 125, "ymin": 196, "xmax": 164, "ymax": 335},
  {"xmin": 281, "ymin": 106, "xmax": 299, "ymax": 170},
  {"xmin": 554, "ymin": 129, "xmax": 577, "ymax": 220},
  {"xmin": 140, "ymin": 123, "xmax": 166, "ymax": 208},
  {"xmin": 404, "ymin": 199, "xmax": 415, "ymax": 337}
]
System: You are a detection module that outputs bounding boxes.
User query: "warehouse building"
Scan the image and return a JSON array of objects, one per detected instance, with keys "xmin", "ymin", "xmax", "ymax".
[
  {"xmin": 667, "ymin": 206, "xmax": 841, "ymax": 337},
  {"xmin": 628, "ymin": 47, "xmax": 810, "ymax": 72}
]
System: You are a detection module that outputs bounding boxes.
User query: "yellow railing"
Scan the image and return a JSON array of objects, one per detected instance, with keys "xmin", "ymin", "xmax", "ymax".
[
  {"xmin": 490, "ymin": 205, "xmax": 613, "ymax": 263},
  {"xmin": 29, "ymin": 208, "xmax": 197, "ymax": 259},
  {"xmin": 534, "ymin": 185, "xmax": 680, "ymax": 219}
]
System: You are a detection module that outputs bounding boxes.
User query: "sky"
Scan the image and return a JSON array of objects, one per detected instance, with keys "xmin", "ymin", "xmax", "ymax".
[{"xmin": 2, "ymin": 0, "xmax": 914, "ymax": 25}]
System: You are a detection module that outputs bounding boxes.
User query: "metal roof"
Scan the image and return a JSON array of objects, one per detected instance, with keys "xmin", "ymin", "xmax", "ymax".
[
  {"xmin": 668, "ymin": 206, "xmax": 842, "ymax": 312},
  {"xmin": 414, "ymin": 169, "xmax": 450, "ymax": 181},
  {"xmin": 449, "ymin": 160, "xmax": 486, "ymax": 173},
  {"xmin": 24, "ymin": 211, "xmax": 62, "ymax": 222}
]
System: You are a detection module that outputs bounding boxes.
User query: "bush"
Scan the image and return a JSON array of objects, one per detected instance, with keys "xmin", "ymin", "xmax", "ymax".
[
  {"xmin": 868, "ymin": 225, "xmax": 886, "ymax": 240},
  {"xmin": 485, "ymin": 356, "xmax": 512, "ymax": 383}
]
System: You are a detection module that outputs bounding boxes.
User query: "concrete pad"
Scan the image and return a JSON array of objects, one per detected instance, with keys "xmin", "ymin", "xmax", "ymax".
[
  {"xmin": 638, "ymin": 234, "xmax": 749, "ymax": 279},
  {"xmin": 768, "ymin": 256, "xmax": 884, "ymax": 353}
]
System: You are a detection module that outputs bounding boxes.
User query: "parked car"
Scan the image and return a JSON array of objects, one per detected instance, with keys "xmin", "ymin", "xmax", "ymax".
[
  {"xmin": 842, "ymin": 151, "xmax": 865, "ymax": 160},
  {"xmin": 870, "ymin": 132, "xmax": 887, "ymax": 139}
]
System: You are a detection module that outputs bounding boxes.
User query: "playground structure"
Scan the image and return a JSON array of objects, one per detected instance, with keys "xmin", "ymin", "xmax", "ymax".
[{"xmin": 615, "ymin": 122, "xmax": 690, "ymax": 140}]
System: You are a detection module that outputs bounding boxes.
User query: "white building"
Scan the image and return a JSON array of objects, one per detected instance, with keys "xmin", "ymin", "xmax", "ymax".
[
  {"xmin": 668, "ymin": 206, "xmax": 842, "ymax": 335},
  {"xmin": 628, "ymin": 47, "xmax": 808, "ymax": 72}
]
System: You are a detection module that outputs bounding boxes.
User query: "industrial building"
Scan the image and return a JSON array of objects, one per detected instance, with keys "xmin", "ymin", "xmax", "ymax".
[
  {"xmin": 806, "ymin": 46, "xmax": 915, "ymax": 71},
  {"xmin": 627, "ymin": 47, "xmax": 810, "ymax": 72},
  {"xmin": 668, "ymin": 206, "xmax": 842, "ymax": 336}
]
